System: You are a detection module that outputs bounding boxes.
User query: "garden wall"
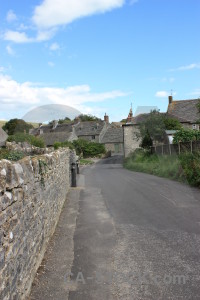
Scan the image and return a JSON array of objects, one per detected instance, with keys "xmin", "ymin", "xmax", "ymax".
[{"xmin": 0, "ymin": 148, "xmax": 76, "ymax": 300}]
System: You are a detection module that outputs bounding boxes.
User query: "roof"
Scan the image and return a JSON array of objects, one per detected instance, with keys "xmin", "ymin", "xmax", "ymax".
[
  {"xmin": 165, "ymin": 130, "xmax": 177, "ymax": 135},
  {"xmin": 40, "ymin": 132, "xmax": 73, "ymax": 146},
  {"xmin": 0, "ymin": 128, "xmax": 8, "ymax": 146},
  {"xmin": 31, "ymin": 123, "xmax": 73, "ymax": 135},
  {"xmin": 74, "ymin": 121, "xmax": 105, "ymax": 136},
  {"xmin": 101, "ymin": 127, "xmax": 123, "ymax": 143},
  {"xmin": 167, "ymin": 99, "xmax": 200, "ymax": 123}
]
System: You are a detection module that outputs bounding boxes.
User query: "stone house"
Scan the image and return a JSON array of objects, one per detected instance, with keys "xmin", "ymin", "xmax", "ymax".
[
  {"xmin": 30, "ymin": 121, "xmax": 78, "ymax": 146},
  {"xmin": 100, "ymin": 125, "xmax": 124, "ymax": 154},
  {"xmin": 167, "ymin": 96, "xmax": 200, "ymax": 130},
  {"xmin": 0, "ymin": 127, "xmax": 8, "ymax": 146}
]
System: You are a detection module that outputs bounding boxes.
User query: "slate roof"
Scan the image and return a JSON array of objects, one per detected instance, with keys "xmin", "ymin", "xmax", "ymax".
[
  {"xmin": 74, "ymin": 121, "xmax": 105, "ymax": 136},
  {"xmin": 0, "ymin": 128, "xmax": 8, "ymax": 146},
  {"xmin": 40, "ymin": 132, "xmax": 73, "ymax": 146},
  {"xmin": 167, "ymin": 99, "xmax": 200, "ymax": 123},
  {"xmin": 31, "ymin": 123, "xmax": 73, "ymax": 135},
  {"xmin": 101, "ymin": 127, "xmax": 123, "ymax": 143}
]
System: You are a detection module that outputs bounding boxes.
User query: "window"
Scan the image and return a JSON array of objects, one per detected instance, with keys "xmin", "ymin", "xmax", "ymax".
[
  {"xmin": 92, "ymin": 135, "xmax": 95, "ymax": 139},
  {"xmin": 192, "ymin": 124, "xmax": 197, "ymax": 130}
]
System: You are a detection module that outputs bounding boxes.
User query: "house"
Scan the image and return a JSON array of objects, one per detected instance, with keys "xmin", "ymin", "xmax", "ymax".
[
  {"xmin": 30, "ymin": 121, "xmax": 78, "ymax": 146},
  {"xmin": 167, "ymin": 96, "xmax": 200, "ymax": 130},
  {"xmin": 0, "ymin": 127, "xmax": 8, "ymax": 147},
  {"xmin": 122, "ymin": 107, "xmax": 142, "ymax": 157},
  {"xmin": 100, "ymin": 126, "xmax": 124, "ymax": 154}
]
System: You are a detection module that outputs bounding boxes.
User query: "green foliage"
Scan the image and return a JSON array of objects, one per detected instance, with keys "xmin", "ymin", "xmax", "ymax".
[
  {"xmin": 140, "ymin": 131, "xmax": 153, "ymax": 149},
  {"xmin": 58, "ymin": 117, "xmax": 71, "ymax": 124},
  {"xmin": 3, "ymin": 119, "xmax": 33, "ymax": 135},
  {"xmin": 53, "ymin": 141, "xmax": 74, "ymax": 150},
  {"xmin": 72, "ymin": 139, "xmax": 106, "ymax": 158},
  {"xmin": 76, "ymin": 114, "xmax": 101, "ymax": 122},
  {"xmin": 163, "ymin": 117, "xmax": 182, "ymax": 130},
  {"xmin": 139, "ymin": 111, "xmax": 182, "ymax": 143},
  {"xmin": 80, "ymin": 158, "xmax": 94, "ymax": 165},
  {"xmin": 124, "ymin": 149, "xmax": 200, "ymax": 187},
  {"xmin": 7, "ymin": 133, "xmax": 45, "ymax": 148},
  {"xmin": 38, "ymin": 159, "xmax": 48, "ymax": 187},
  {"xmin": 173, "ymin": 128, "xmax": 200, "ymax": 143},
  {"xmin": 0, "ymin": 149, "xmax": 25, "ymax": 161}
]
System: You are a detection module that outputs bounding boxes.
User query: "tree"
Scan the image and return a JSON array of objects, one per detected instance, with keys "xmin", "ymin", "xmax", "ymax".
[
  {"xmin": 164, "ymin": 117, "xmax": 182, "ymax": 130},
  {"xmin": 173, "ymin": 128, "xmax": 200, "ymax": 144},
  {"xmin": 139, "ymin": 110, "xmax": 166, "ymax": 143},
  {"xmin": 3, "ymin": 119, "xmax": 33, "ymax": 135},
  {"xmin": 58, "ymin": 117, "xmax": 71, "ymax": 124},
  {"xmin": 76, "ymin": 114, "xmax": 101, "ymax": 122},
  {"xmin": 140, "ymin": 130, "xmax": 153, "ymax": 149}
]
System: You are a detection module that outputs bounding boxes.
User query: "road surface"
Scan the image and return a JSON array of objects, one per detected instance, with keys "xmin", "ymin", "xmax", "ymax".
[{"xmin": 30, "ymin": 155, "xmax": 200, "ymax": 300}]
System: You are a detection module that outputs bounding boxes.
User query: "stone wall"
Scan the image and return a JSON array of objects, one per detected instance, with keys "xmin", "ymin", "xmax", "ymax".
[
  {"xmin": 0, "ymin": 148, "xmax": 76, "ymax": 300},
  {"xmin": 123, "ymin": 124, "xmax": 141, "ymax": 157},
  {"xmin": 104, "ymin": 143, "xmax": 124, "ymax": 154}
]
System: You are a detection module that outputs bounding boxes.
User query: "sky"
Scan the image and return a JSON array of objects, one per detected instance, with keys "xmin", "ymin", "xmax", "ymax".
[{"xmin": 0, "ymin": 0, "xmax": 200, "ymax": 122}]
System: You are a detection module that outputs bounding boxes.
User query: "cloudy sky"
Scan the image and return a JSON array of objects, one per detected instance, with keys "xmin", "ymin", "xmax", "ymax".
[{"xmin": 0, "ymin": 0, "xmax": 200, "ymax": 121}]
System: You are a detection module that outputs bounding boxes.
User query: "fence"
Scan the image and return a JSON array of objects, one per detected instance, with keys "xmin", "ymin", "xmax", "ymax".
[{"xmin": 151, "ymin": 140, "xmax": 200, "ymax": 155}]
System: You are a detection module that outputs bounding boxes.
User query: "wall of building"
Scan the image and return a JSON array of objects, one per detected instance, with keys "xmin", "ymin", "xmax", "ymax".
[
  {"xmin": 0, "ymin": 149, "xmax": 76, "ymax": 300},
  {"xmin": 104, "ymin": 143, "xmax": 124, "ymax": 154},
  {"xmin": 123, "ymin": 125, "xmax": 141, "ymax": 157}
]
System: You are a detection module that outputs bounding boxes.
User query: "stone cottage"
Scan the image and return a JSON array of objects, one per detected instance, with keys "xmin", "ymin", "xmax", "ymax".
[
  {"xmin": 100, "ymin": 125, "xmax": 124, "ymax": 154},
  {"xmin": 30, "ymin": 121, "xmax": 78, "ymax": 146},
  {"xmin": 0, "ymin": 127, "xmax": 8, "ymax": 146},
  {"xmin": 167, "ymin": 96, "xmax": 200, "ymax": 130}
]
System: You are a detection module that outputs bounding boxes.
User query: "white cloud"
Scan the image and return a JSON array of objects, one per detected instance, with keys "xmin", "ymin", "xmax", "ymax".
[
  {"xmin": 48, "ymin": 61, "xmax": 55, "ymax": 67},
  {"xmin": 32, "ymin": 0, "xmax": 125, "ymax": 29},
  {"xmin": 0, "ymin": 67, "xmax": 5, "ymax": 73},
  {"xmin": 189, "ymin": 89, "xmax": 200, "ymax": 97},
  {"xmin": 50, "ymin": 42, "xmax": 60, "ymax": 51},
  {"xmin": 0, "ymin": 74, "xmax": 127, "ymax": 115},
  {"xmin": 4, "ymin": 31, "xmax": 33, "ymax": 43},
  {"xmin": 155, "ymin": 91, "xmax": 169, "ymax": 98},
  {"xmin": 170, "ymin": 63, "xmax": 200, "ymax": 72},
  {"xmin": 6, "ymin": 45, "xmax": 15, "ymax": 56},
  {"xmin": 6, "ymin": 10, "xmax": 17, "ymax": 22}
]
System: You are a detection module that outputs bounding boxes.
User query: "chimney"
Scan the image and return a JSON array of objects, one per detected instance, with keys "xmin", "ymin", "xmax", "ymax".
[
  {"xmin": 169, "ymin": 95, "xmax": 173, "ymax": 104},
  {"xmin": 52, "ymin": 120, "xmax": 58, "ymax": 129},
  {"xmin": 104, "ymin": 113, "xmax": 109, "ymax": 124}
]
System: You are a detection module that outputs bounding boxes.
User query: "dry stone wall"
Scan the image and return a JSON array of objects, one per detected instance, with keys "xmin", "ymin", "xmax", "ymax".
[{"xmin": 0, "ymin": 148, "xmax": 76, "ymax": 300}]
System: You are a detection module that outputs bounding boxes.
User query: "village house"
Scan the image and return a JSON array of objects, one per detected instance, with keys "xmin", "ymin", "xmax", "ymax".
[
  {"xmin": 100, "ymin": 125, "xmax": 124, "ymax": 154},
  {"xmin": 167, "ymin": 96, "xmax": 200, "ymax": 130},
  {"xmin": 0, "ymin": 127, "xmax": 8, "ymax": 147}
]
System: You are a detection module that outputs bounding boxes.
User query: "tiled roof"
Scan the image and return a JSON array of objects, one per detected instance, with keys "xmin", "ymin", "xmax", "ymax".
[
  {"xmin": 0, "ymin": 128, "xmax": 8, "ymax": 146},
  {"xmin": 167, "ymin": 99, "xmax": 200, "ymax": 123},
  {"xmin": 74, "ymin": 121, "xmax": 105, "ymax": 136},
  {"xmin": 101, "ymin": 127, "xmax": 123, "ymax": 143}
]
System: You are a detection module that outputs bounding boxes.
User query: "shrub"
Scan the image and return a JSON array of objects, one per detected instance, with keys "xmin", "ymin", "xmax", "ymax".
[
  {"xmin": 53, "ymin": 141, "xmax": 74, "ymax": 150},
  {"xmin": 73, "ymin": 139, "xmax": 106, "ymax": 158},
  {"xmin": 3, "ymin": 119, "xmax": 33, "ymax": 135},
  {"xmin": 173, "ymin": 128, "xmax": 200, "ymax": 143},
  {"xmin": 0, "ymin": 149, "xmax": 25, "ymax": 161},
  {"xmin": 7, "ymin": 133, "xmax": 45, "ymax": 148}
]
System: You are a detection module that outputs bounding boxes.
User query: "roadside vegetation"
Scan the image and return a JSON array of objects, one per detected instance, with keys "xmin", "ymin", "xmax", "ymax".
[
  {"xmin": 124, "ymin": 150, "xmax": 200, "ymax": 187},
  {"xmin": 7, "ymin": 133, "xmax": 45, "ymax": 148}
]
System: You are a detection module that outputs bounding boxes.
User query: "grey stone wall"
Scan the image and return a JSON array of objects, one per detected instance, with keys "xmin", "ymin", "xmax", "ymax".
[
  {"xmin": 123, "ymin": 125, "xmax": 141, "ymax": 157},
  {"xmin": 0, "ymin": 148, "xmax": 76, "ymax": 300},
  {"xmin": 104, "ymin": 143, "xmax": 124, "ymax": 154}
]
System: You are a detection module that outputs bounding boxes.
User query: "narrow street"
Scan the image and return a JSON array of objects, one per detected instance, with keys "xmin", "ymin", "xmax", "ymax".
[{"xmin": 30, "ymin": 156, "xmax": 200, "ymax": 300}]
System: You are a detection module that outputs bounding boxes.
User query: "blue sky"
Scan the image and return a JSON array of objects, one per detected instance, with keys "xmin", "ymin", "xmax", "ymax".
[{"xmin": 0, "ymin": 0, "xmax": 200, "ymax": 122}]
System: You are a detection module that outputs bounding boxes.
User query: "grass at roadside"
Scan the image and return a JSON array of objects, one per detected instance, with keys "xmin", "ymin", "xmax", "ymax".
[
  {"xmin": 124, "ymin": 149, "xmax": 200, "ymax": 187},
  {"xmin": 80, "ymin": 158, "xmax": 94, "ymax": 165}
]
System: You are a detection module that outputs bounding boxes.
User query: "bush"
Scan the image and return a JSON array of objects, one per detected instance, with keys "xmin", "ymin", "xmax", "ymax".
[
  {"xmin": 7, "ymin": 133, "xmax": 45, "ymax": 148},
  {"xmin": 173, "ymin": 128, "xmax": 200, "ymax": 143},
  {"xmin": 53, "ymin": 141, "xmax": 74, "ymax": 150},
  {"xmin": 73, "ymin": 139, "xmax": 106, "ymax": 158},
  {"xmin": 0, "ymin": 149, "xmax": 25, "ymax": 161}
]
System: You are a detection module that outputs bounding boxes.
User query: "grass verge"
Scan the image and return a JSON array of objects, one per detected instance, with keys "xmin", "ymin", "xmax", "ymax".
[
  {"xmin": 124, "ymin": 149, "xmax": 200, "ymax": 187},
  {"xmin": 80, "ymin": 158, "xmax": 94, "ymax": 165}
]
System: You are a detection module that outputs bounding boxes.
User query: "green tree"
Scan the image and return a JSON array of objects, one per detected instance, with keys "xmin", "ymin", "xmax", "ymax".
[
  {"xmin": 76, "ymin": 114, "xmax": 101, "ymax": 122},
  {"xmin": 173, "ymin": 128, "xmax": 200, "ymax": 143},
  {"xmin": 140, "ymin": 130, "xmax": 153, "ymax": 149},
  {"xmin": 3, "ymin": 119, "xmax": 33, "ymax": 135},
  {"xmin": 58, "ymin": 117, "xmax": 71, "ymax": 124},
  {"xmin": 164, "ymin": 117, "xmax": 182, "ymax": 130}
]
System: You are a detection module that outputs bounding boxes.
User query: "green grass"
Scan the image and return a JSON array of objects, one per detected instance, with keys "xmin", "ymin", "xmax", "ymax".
[
  {"xmin": 80, "ymin": 158, "xmax": 94, "ymax": 165},
  {"xmin": 124, "ymin": 149, "xmax": 200, "ymax": 187}
]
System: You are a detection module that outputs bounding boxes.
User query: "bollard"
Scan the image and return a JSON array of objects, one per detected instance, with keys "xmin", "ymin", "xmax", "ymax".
[
  {"xmin": 76, "ymin": 160, "xmax": 79, "ymax": 174},
  {"xmin": 71, "ymin": 162, "xmax": 77, "ymax": 187}
]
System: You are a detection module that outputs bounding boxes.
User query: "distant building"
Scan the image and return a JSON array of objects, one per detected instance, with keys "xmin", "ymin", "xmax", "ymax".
[
  {"xmin": 100, "ymin": 126, "xmax": 124, "ymax": 154},
  {"xmin": 0, "ymin": 127, "xmax": 8, "ymax": 147},
  {"xmin": 167, "ymin": 96, "xmax": 200, "ymax": 130}
]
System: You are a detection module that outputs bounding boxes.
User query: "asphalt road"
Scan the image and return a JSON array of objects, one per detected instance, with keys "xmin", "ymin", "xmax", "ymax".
[{"xmin": 69, "ymin": 155, "xmax": 200, "ymax": 300}]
